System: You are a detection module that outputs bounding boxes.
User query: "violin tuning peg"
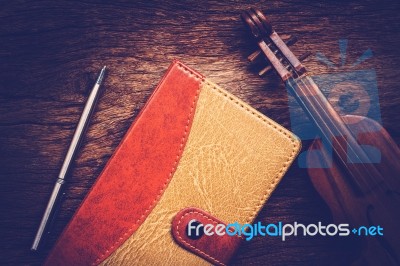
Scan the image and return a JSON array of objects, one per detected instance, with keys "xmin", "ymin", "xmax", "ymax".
[
  {"xmin": 281, "ymin": 34, "xmax": 291, "ymax": 41},
  {"xmin": 258, "ymin": 51, "xmax": 312, "ymax": 77},
  {"xmin": 285, "ymin": 35, "xmax": 298, "ymax": 46},
  {"xmin": 248, "ymin": 50, "xmax": 261, "ymax": 62},
  {"xmin": 299, "ymin": 51, "xmax": 312, "ymax": 61},
  {"xmin": 280, "ymin": 35, "xmax": 297, "ymax": 46},
  {"xmin": 258, "ymin": 65, "xmax": 273, "ymax": 76}
]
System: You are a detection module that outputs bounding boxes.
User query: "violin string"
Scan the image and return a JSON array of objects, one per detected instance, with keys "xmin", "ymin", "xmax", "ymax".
[
  {"xmin": 278, "ymin": 45, "xmax": 389, "ymax": 199},
  {"xmin": 248, "ymin": 28, "xmax": 370, "ymax": 217},
  {"xmin": 290, "ymin": 75, "xmax": 381, "ymax": 188},
  {"xmin": 262, "ymin": 38, "xmax": 363, "ymax": 173},
  {"xmin": 262, "ymin": 34, "xmax": 385, "ymax": 197},
  {"xmin": 283, "ymin": 60, "xmax": 392, "ymax": 211},
  {"xmin": 282, "ymin": 60, "xmax": 372, "ymax": 216},
  {"xmin": 246, "ymin": 13, "xmax": 375, "ymax": 190}
]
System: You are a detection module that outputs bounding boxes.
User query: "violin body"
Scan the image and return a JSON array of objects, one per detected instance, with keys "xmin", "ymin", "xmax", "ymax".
[{"xmin": 307, "ymin": 115, "xmax": 400, "ymax": 265}]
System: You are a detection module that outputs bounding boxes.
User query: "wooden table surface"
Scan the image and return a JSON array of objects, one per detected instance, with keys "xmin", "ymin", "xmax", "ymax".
[{"xmin": 1, "ymin": 0, "xmax": 400, "ymax": 265}]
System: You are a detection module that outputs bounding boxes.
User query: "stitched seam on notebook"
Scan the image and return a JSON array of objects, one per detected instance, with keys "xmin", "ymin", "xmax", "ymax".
[
  {"xmin": 93, "ymin": 62, "xmax": 203, "ymax": 265},
  {"xmin": 202, "ymin": 81, "xmax": 300, "ymax": 224}
]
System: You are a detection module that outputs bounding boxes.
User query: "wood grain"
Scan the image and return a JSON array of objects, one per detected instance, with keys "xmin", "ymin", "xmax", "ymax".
[{"xmin": 0, "ymin": 0, "xmax": 399, "ymax": 265}]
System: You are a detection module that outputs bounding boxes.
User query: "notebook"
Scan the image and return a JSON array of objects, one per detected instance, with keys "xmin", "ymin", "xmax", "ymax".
[{"xmin": 45, "ymin": 60, "xmax": 301, "ymax": 266}]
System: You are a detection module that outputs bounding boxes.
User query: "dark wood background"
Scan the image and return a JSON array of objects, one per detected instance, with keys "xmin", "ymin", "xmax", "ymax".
[{"xmin": 1, "ymin": 0, "xmax": 399, "ymax": 265}]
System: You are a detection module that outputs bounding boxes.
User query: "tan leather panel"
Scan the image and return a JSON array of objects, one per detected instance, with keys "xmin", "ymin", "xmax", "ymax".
[{"xmin": 102, "ymin": 80, "xmax": 301, "ymax": 265}]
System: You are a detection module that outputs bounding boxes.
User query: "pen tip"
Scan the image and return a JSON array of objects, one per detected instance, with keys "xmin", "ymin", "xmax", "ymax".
[{"xmin": 96, "ymin": 66, "xmax": 106, "ymax": 85}]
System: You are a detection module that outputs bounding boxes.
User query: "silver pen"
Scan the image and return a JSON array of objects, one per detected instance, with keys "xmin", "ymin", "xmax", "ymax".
[{"xmin": 31, "ymin": 66, "xmax": 106, "ymax": 251}]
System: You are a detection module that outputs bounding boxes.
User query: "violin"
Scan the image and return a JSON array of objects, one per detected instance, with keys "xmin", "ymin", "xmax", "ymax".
[{"xmin": 241, "ymin": 8, "xmax": 400, "ymax": 265}]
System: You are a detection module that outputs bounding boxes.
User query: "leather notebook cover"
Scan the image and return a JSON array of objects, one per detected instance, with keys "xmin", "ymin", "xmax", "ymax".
[{"xmin": 45, "ymin": 60, "xmax": 301, "ymax": 266}]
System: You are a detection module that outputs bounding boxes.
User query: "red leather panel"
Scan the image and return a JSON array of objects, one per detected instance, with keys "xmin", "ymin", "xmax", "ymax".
[
  {"xmin": 45, "ymin": 61, "xmax": 203, "ymax": 266},
  {"xmin": 171, "ymin": 207, "xmax": 243, "ymax": 266}
]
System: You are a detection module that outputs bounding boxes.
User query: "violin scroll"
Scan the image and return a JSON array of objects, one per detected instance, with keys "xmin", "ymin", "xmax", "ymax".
[{"xmin": 241, "ymin": 8, "xmax": 311, "ymax": 80}]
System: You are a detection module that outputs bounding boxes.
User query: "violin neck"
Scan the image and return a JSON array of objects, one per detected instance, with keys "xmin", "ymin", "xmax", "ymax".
[
  {"xmin": 286, "ymin": 75, "xmax": 347, "ymax": 142},
  {"xmin": 286, "ymin": 75, "xmax": 383, "ymax": 194}
]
